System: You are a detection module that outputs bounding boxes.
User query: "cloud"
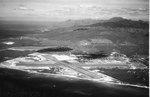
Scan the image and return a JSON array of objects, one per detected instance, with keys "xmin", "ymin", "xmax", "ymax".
[
  {"xmin": 15, "ymin": 4, "xmax": 34, "ymax": 11},
  {"xmin": 46, "ymin": 4, "xmax": 149, "ymax": 20},
  {"xmin": 10, "ymin": 3, "xmax": 148, "ymax": 21}
]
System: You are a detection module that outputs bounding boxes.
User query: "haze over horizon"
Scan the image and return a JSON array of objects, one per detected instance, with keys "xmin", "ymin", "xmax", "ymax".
[{"xmin": 0, "ymin": 0, "xmax": 149, "ymax": 21}]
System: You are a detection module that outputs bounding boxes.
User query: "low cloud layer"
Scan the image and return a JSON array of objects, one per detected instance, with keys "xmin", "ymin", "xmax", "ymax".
[{"xmin": 0, "ymin": 0, "xmax": 148, "ymax": 21}]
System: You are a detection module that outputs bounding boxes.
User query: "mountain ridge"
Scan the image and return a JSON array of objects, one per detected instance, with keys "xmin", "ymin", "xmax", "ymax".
[{"xmin": 89, "ymin": 17, "xmax": 149, "ymax": 29}]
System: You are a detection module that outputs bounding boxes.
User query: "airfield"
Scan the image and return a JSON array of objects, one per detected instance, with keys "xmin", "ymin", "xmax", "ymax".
[{"xmin": 0, "ymin": 46, "xmax": 147, "ymax": 85}]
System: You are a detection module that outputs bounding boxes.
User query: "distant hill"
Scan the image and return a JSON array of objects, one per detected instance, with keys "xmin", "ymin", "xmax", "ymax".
[
  {"xmin": 90, "ymin": 17, "xmax": 149, "ymax": 29},
  {"xmin": 51, "ymin": 19, "xmax": 101, "ymax": 28},
  {"xmin": 106, "ymin": 17, "xmax": 125, "ymax": 22}
]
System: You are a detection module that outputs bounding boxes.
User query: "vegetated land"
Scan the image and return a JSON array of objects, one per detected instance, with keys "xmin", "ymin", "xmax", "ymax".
[
  {"xmin": 0, "ymin": 17, "xmax": 148, "ymax": 64},
  {"xmin": 32, "ymin": 17, "xmax": 148, "ymax": 57}
]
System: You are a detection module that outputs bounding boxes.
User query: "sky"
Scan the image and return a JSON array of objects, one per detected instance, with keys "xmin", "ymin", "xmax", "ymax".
[{"xmin": 0, "ymin": 0, "xmax": 149, "ymax": 21}]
